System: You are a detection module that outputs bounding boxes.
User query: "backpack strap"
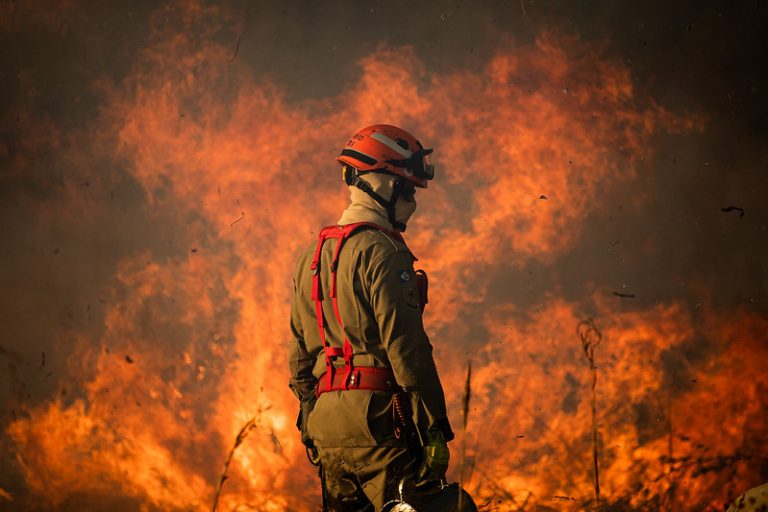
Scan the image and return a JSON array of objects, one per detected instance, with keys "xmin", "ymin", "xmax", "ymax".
[{"xmin": 310, "ymin": 222, "xmax": 406, "ymax": 391}]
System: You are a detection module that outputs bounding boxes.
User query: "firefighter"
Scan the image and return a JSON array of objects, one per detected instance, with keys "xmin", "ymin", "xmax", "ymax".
[{"xmin": 289, "ymin": 125, "xmax": 461, "ymax": 511}]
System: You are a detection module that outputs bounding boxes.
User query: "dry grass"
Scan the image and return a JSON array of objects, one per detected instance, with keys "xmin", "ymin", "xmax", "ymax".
[{"xmin": 211, "ymin": 417, "xmax": 258, "ymax": 512}]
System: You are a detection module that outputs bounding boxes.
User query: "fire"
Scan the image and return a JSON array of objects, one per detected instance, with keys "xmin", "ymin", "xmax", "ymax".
[
  {"xmin": 2, "ymin": 2, "xmax": 764, "ymax": 511},
  {"xmin": 463, "ymin": 300, "xmax": 768, "ymax": 510}
]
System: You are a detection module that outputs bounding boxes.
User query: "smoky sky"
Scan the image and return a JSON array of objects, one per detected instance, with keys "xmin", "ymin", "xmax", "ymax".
[
  {"xmin": 0, "ymin": 0, "xmax": 767, "ymax": 508},
  {"xmin": 230, "ymin": 0, "xmax": 767, "ymax": 317}
]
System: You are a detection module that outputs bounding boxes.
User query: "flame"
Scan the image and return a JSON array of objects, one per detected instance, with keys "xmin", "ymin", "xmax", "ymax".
[
  {"xmin": 3, "ymin": 2, "xmax": 764, "ymax": 511},
  {"xmin": 463, "ymin": 299, "xmax": 768, "ymax": 509}
]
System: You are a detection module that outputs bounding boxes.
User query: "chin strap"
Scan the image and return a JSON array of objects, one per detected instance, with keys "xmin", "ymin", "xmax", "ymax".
[{"xmin": 344, "ymin": 168, "xmax": 407, "ymax": 232}]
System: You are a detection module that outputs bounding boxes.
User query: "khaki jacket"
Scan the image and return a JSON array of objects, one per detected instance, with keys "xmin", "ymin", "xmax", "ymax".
[{"xmin": 289, "ymin": 225, "xmax": 453, "ymax": 448}]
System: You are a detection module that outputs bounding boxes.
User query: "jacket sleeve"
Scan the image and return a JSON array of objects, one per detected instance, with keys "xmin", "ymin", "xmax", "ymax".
[
  {"xmin": 288, "ymin": 273, "xmax": 317, "ymax": 447},
  {"xmin": 369, "ymin": 248, "xmax": 454, "ymax": 441}
]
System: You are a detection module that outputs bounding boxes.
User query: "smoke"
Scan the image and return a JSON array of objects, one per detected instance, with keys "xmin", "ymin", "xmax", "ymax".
[{"xmin": 0, "ymin": 1, "xmax": 766, "ymax": 510}]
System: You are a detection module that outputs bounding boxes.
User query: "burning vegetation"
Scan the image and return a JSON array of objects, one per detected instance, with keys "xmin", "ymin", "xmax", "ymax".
[{"xmin": 1, "ymin": 1, "xmax": 766, "ymax": 511}]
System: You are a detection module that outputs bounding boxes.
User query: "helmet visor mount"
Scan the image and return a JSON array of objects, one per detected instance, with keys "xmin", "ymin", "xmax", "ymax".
[
  {"xmin": 420, "ymin": 148, "xmax": 435, "ymax": 181},
  {"xmin": 386, "ymin": 147, "xmax": 435, "ymax": 184}
]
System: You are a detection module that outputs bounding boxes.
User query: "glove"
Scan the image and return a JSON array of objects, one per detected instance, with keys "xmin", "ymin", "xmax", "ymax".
[
  {"xmin": 416, "ymin": 430, "xmax": 449, "ymax": 484},
  {"xmin": 297, "ymin": 397, "xmax": 317, "ymax": 448},
  {"xmin": 306, "ymin": 444, "xmax": 321, "ymax": 467}
]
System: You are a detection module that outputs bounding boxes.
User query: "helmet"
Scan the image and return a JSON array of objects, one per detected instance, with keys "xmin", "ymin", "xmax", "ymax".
[
  {"xmin": 727, "ymin": 483, "xmax": 768, "ymax": 511},
  {"xmin": 382, "ymin": 503, "xmax": 418, "ymax": 512},
  {"xmin": 337, "ymin": 124, "xmax": 434, "ymax": 188},
  {"xmin": 381, "ymin": 480, "xmax": 479, "ymax": 512},
  {"xmin": 418, "ymin": 482, "xmax": 478, "ymax": 512}
]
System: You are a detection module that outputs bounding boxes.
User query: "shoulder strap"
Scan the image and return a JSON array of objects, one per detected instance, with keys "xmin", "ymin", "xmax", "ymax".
[{"xmin": 310, "ymin": 222, "xmax": 408, "ymax": 390}]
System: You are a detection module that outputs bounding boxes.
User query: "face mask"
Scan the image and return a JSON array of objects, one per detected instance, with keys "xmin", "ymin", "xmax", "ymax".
[
  {"xmin": 366, "ymin": 174, "xmax": 418, "ymax": 228},
  {"xmin": 395, "ymin": 187, "xmax": 417, "ymax": 226},
  {"xmin": 349, "ymin": 173, "xmax": 417, "ymax": 230}
]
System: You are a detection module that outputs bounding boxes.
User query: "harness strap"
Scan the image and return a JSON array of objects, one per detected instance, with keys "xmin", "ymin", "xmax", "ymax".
[
  {"xmin": 316, "ymin": 366, "xmax": 400, "ymax": 397},
  {"xmin": 311, "ymin": 222, "xmax": 407, "ymax": 392}
]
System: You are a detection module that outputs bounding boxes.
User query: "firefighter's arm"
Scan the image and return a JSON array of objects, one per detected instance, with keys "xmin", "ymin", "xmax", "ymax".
[
  {"xmin": 369, "ymin": 248, "xmax": 455, "ymax": 442},
  {"xmin": 288, "ymin": 275, "xmax": 317, "ymax": 448}
]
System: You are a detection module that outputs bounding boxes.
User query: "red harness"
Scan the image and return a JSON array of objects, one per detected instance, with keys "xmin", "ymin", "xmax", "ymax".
[{"xmin": 311, "ymin": 222, "xmax": 416, "ymax": 397}]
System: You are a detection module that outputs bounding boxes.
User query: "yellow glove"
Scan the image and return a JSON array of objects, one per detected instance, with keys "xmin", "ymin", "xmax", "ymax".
[
  {"xmin": 417, "ymin": 430, "xmax": 449, "ymax": 484},
  {"xmin": 306, "ymin": 445, "xmax": 321, "ymax": 467}
]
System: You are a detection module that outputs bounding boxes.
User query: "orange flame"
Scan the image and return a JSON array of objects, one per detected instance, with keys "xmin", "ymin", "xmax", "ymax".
[{"xmin": 3, "ymin": 2, "xmax": 764, "ymax": 511}]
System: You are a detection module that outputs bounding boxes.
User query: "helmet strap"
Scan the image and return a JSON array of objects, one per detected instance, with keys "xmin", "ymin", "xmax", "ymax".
[{"xmin": 346, "ymin": 168, "xmax": 408, "ymax": 232}]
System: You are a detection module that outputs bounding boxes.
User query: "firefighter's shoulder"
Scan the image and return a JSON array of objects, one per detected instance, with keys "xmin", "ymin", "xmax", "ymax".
[
  {"xmin": 351, "ymin": 226, "xmax": 412, "ymax": 261},
  {"xmin": 291, "ymin": 239, "xmax": 317, "ymax": 282}
]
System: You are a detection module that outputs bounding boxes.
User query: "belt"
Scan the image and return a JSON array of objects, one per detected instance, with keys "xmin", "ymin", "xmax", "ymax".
[{"xmin": 316, "ymin": 366, "xmax": 400, "ymax": 397}]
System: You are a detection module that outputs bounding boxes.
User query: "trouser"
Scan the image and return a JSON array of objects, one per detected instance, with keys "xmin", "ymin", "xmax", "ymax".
[{"xmin": 317, "ymin": 445, "xmax": 420, "ymax": 512}]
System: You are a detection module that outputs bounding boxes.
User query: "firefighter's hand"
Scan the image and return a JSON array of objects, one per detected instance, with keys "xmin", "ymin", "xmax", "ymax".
[
  {"xmin": 306, "ymin": 444, "xmax": 321, "ymax": 467},
  {"xmin": 416, "ymin": 430, "xmax": 449, "ymax": 484}
]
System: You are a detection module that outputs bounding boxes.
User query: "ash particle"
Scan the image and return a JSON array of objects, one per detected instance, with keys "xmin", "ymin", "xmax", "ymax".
[{"xmin": 721, "ymin": 206, "xmax": 745, "ymax": 218}]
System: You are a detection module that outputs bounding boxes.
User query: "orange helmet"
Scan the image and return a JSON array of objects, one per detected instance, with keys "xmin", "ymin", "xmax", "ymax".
[{"xmin": 337, "ymin": 124, "xmax": 435, "ymax": 188}]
